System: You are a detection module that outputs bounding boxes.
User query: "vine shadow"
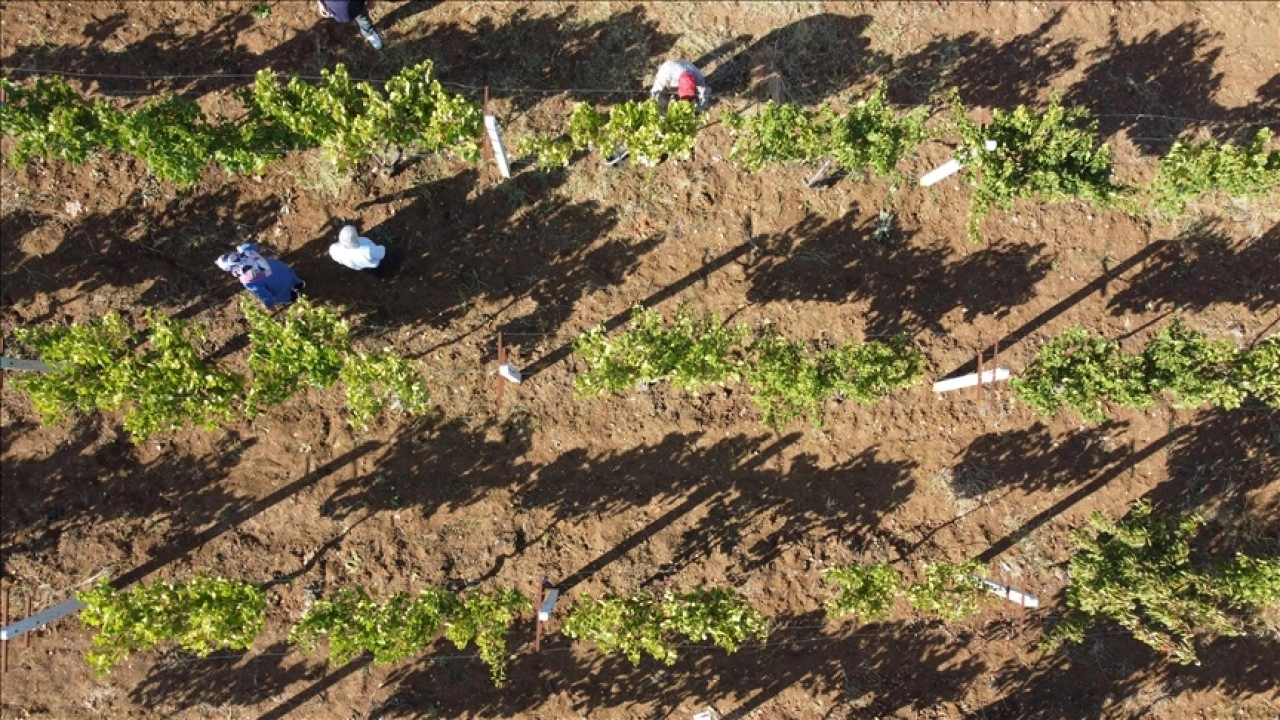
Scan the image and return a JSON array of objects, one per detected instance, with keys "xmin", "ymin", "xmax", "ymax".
[
  {"xmin": 1061, "ymin": 21, "xmax": 1245, "ymax": 153},
  {"xmin": 1106, "ymin": 219, "xmax": 1280, "ymax": 318},
  {"xmin": 951, "ymin": 422, "xmax": 1130, "ymax": 500},
  {"xmin": 703, "ymin": 14, "xmax": 885, "ymax": 105},
  {"xmin": 0, "ymin": 427, "xmax": 256, "ymax": 578},
  {"xmin": 0, "ymin": 8, "xmax": 259, "ymax": 99},
  {"xmin": 1, "ymin": 184, "xmax": 280, "ymax": 325},
  {"xmin": 983, "ymin": 595, "xmax": 1280, "ymax": 719},
  {"xmin": 745, "ymin": 209, "xmax": 1055, "ymax": 337},
  {"xmin": 319, "ymin": 417, "xmax": 530, "ymax": 528},
  {"xmin": 284, "ymin": 165, "xmax": 644, "ymax": 346},
  {"xmin": 128, "ymin": 642, "xmax": 319, "ymax": 711},
  {"xmin": 370, "ymin": 613, "xmax": 985, "ymax": 718},
  {"xmin": 886, "ymin": 8, "xmax": 1080, "ymax": 108},
  {"xmin": 395, "ymin": 5, "xmax": 677, "ymax": 113},
  {"xmin": 322, "ymin": 425, "xmax": 914, "ymax": 604},
  {"xmin": 973, "ymin": 424, "xmax": 1186, "ymax": 565},
  {"xmin": 1, "ymin": 4, "xmax": 676, "ymax": 114},
  {"xmin": 1147, "ymin": 406, "xmax": 1280, "ymax": 548}
]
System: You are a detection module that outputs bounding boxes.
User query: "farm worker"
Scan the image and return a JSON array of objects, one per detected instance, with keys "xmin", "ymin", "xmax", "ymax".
[
  {"xmin": 329, "ymin": 224, "xmax": 388, "ymax": 273},
  {"xmin": 316, "ymin": 0, "xmax": 384, "ymax": 50},
  {"xmin": 649, "ymin": 59, "xmax": 710, "ymax": 112},
  {"xmin": 216, "ymin": 243, "xmax": 306, "ymax": 309}
]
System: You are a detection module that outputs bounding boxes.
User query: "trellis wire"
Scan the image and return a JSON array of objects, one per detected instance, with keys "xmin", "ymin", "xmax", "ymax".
[
  {"xmin": 147, "ymin": 623, "xmax": 1140, "ymax": 669},
  {"xmin": 4, "ymin": 65, "xmax": 1278, "ymax": 128}
]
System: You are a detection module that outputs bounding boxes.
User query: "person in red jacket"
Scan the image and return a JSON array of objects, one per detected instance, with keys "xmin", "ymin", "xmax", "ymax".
[{"xmin": 317, "ymin": 0, "xmax": 384, "ymax": 50}]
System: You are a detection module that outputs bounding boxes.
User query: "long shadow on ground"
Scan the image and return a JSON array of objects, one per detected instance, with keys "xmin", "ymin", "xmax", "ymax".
[
  {"xmin": 0, "ymin": 184, "xmax": 280, "ymax": 325},
  {"xmin": 745, "ymin": 208, "xmax": 1055, "ymax": 337}
]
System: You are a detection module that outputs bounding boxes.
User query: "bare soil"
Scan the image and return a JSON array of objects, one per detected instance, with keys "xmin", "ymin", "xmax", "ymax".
[{"xmin": 2, "ymin": 2, "xmax": 1278, "ymax": 718}]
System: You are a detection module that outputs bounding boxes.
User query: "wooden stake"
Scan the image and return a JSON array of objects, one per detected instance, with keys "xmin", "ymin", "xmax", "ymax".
[
  {"xmin": 23, "ymin": 596, "xmax": 31, "ymax": 648},
  {"xmin": 482, "ymin": 86, "xmax": 492, "ymax": 161},
  {"xmin": 976, "ymin": 347, "xmax": 984, "ymax": 402},
  {"xmin": 991, "ymin": 338, "xmax": 1000, "ymax": 411},
  {"xmin": 496, "ymin": 332, "xmax": 506, "ymax": 412}
]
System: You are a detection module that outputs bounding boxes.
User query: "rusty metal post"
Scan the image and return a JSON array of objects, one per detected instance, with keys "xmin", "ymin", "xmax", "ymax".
[
  {"xmin": 23, "ymin": 596, "xmax": 31, "ymax": 648},
  {"xmin": 3, "ymin": 586, "xmax": 9, "ymax": 672},
  {"xmin": 496, "ymin": 332, "xmax": 506, "ymax": 412},
  {"xmin": 533, "ymin": 575, "xmax": 547, "ymax": 652},
  {"xmin": 976, "ymin": 346, "xmax": 984, "ymax": 402},
  {"xmin": 23, "ymin": 591, "xmax": 32, "ymax": 648}
]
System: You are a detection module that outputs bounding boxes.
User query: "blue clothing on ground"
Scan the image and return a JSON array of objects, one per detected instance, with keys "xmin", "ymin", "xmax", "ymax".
[
  {"xmin": 321, "ymin": 0, "xmax": 367, "ymax": 23},
  {"xmin": 244, "ymin": 257, "xmax": 303, "ymax": 308}
]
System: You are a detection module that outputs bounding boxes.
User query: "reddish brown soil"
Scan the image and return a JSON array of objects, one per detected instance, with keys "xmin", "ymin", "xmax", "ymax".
[{"xmin": 2, "ymin": 2, "xmax": 1279, "ymax": 718}]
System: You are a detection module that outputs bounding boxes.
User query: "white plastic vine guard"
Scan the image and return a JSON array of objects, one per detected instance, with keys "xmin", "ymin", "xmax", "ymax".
[
  {"xmin": 604, "ymin": 148, "xmax": 629, "ymax": 167},
  {"xmin": 484, "ymin": 115, "xmax": 512, "ymax": 179},
  {"xmin": 978, "ymin": 577, "xmax": 1039, "ymax": 608},
  {"xmin": 932, "ymin": 368, "xmax": 1009, "ymax": 393},
  {"xmin": 538, "ymin": 588, "xmax": 559, "ymax": 621},
  {"xmin": 498, "ymin": 363, "xmax": 522, "ymax": 384},
  {"xmin": 0, "ymin": 357, "xmax": 54, "ymax": 372},
  {"xmin": 919, "ymin": 139, "xmax": 998, "ymax": 186},
  {"xmin": 920, "ymin": 159, "xmax": 963, "ymax": 186},
  {"xmin": 0, "ymin": 598, "xmax": 85, "ymax": 640}
]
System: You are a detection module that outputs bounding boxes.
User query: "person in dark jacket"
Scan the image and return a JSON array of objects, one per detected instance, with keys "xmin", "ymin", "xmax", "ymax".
[
  {"xmin": 316, "ymin": 0, "xmax": 384, "ymax": 50},
  {"xmin": 216, "ymin": 243, "xmax": 306, "ymax": 309}
]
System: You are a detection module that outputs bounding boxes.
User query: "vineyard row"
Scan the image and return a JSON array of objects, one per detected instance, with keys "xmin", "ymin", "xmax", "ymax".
[
  {"xmin": 73, "ymin": 499, "xmax": 1279, "ymax": 685},
  {"xmin": 8, "ymin": 302, "xmax": 1279, "ymax": 443},
  {"xmin": 3, "ymin": 63, "xmax": 1279, "ymax": 241}
]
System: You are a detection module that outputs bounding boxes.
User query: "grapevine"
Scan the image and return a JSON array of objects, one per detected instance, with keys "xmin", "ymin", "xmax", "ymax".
[
  {"xmin": 905, "ymin": 560, "xmax": 988, "ymax": 621},
  {"xmin": 661, "ymin": 587, "xmax": 770, "ymax": 654},
  {"xmin": 290, "ymin": 584, "xmax": 527, "ymax": 686},
  {"xmin": 119, "ymin": 313, "xmax": 244, "ymax": 439},
  {"xmin": 1148, "ymin": 128, "xmax": 1280, "ymax": 217},
  {"xmin": 10, "ymin": 312, "xmax": 135, "ymax": 423},
  {"xmin": 100, "ymin": 93, "xmax": 217, "ymax": 186},
  {"xmin": 573, "ymin": 304, "xmax": 746, "ymax": 396},
  {"xmin": 562, "ymin": 590, "xmax": 673, "ymax": 666},
  {"xmin": 562, "ymin": 586, "xmax": 768, "ymax": 666},
  {"xmin": 340, "ymin": 349, "xmax": 432, "ymax": 430},
  {"xmin": 1014, "ymin": 322, "xmax": 1278, "ymax": 421},
  {"xmin": 79, "ymin": 577, "xmax": 266, "ymax": 675},
  {"xmin": 951, "ymin": 93, "xmax": 1120, "ymax": 241},
  {"xmin": 1139, "ymin": 317, "xmax": 1242, "ymax": 409},
  {"xmin": 11, "ymin": 312, "xmax": 242, "ymax": 442},
  {"xmin": 290, "ymin": 586, "xmax": 458, "ymax": 666},
  {"xmin": 829, "ymin": 83, "xmax": 930, "ymax": 179},
  {"xmin": 441, "ymin": 588, "xmax": 532, "ymax": 686},
  {"xmin": 823, "ymin": 562, "xmax": 901, "ymax": 622},
  {"xmin": 724, "ymin": 100, "xmax": 830, "ymax": 171},
  {"xmin": 1043, "ymin": 500, "xmax": 1280, "ymax": 665},
  {"xmin": 744, "ymin": 331, "xmax": 923, "ymax": 428},
  {"xmin": 242, "ymin": 297, "xmax": 350, "ymax": 414},
  {"xmin": 0, "ymin": 75, "xmax": 108, "ymax": 166},
  {"xmin": 531, "ymin": 99, "xmax": 699, "ymax": 167},
  {"xmin": 1233, "ymin": 335, "xmax": 1280, "ymax": 407},
  {"xmin": 1011, "ymin": 326, "xmax": 1151, "ymax": 422}
]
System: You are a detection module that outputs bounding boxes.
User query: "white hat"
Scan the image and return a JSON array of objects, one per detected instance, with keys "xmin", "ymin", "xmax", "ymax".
[{"xmin": 338, "ymin": 225, "xmax": 359, "ymax": 247}]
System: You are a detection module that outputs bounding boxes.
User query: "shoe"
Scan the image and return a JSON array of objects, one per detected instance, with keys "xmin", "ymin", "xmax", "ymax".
[{"xmin": 361, "ymin": 28, "xmax": 384, "ymax": 50}]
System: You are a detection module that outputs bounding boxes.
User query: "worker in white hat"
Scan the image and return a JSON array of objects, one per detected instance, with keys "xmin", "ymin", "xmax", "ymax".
[{"xmin": 329, "ymin": 224, "xmax": 387, "ymax": 273}]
